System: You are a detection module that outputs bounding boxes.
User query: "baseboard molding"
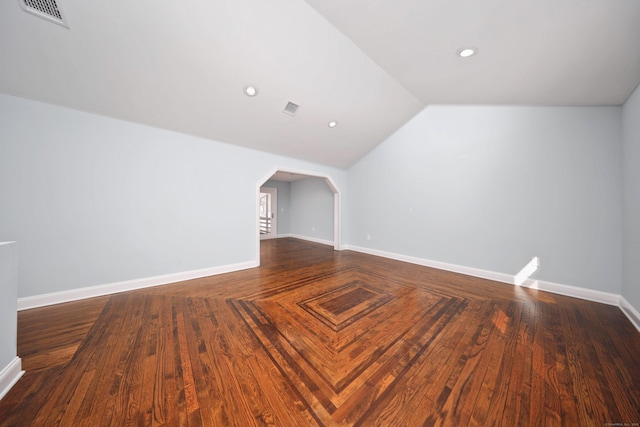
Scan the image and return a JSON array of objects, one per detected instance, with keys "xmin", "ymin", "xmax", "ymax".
[
  {"xmin": 344, "ymin": 244, "xmax": 625, "ymax": 309},
  {"xmin": 289, "ymin": 234, "xmax": 334, "ymax": 247},
  {"xmin": 0, "ymin": 357, "xmax": 24, "ymax": 401},
  {"xmin": 15, "ymin": 244, "xmax": 640, "ymax": 333},
  {"xmin": 620, "ymin": 296, "xmax": 640, "ymax": 332},
  {"xmin": 522, "ymin": 277, "xmax": 620, "ymax": 306},
  {"xmin": 18, "ymin": 260, "xmax": 258, "ymax": 311}
]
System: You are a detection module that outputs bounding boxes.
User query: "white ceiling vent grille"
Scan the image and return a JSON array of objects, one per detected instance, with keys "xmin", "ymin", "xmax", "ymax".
[
  {"xmin": 19, "ymin": 0, "xmax": 69, "ymax": 28},
  {"xmin": 283, "ymin": 101, "xmax": 300, "ymax": 116}
]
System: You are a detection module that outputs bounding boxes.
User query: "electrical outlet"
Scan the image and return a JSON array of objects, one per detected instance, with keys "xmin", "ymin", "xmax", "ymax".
[{"xmin": 366, "ymin": 234, "xmax": 371, "ymax": 241}]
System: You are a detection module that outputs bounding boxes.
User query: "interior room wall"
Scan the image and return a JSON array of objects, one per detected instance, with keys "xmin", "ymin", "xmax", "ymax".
[
  {"xmin": 0, "ymin": 94, "xmax": 347, "ymax": 299},
  {"xmin": 261, "ymin": 179, "xmax": 291, "ymax": 236},
  {"xmin": 290, "ymin": 177, "xmax": 335, "ymax": 244},
  {"xmin": 622, "ymin": 84, "xmax": 640, "ymax": 312},
  {"xmin": 1, "ymin": 92, "xmax": 631, "ymax": 311},
  {"xmin": 348, "ymin": 105, "xmax": 623, "ymax": 294}
]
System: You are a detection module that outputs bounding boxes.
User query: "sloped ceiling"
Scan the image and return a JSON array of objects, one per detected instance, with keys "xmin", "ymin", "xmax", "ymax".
[
  {"xmin": 305, "ymin": 0, "xmax": 640, "ymax": 106},
  {"xmin": 1, "ymin": 0, "xmax": 639, "ymax": 168}
]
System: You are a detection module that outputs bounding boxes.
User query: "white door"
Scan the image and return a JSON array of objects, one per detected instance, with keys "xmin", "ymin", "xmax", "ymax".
[{"xmin": 259, "ymin": 187, "xmax": 277, "ymax": 239}]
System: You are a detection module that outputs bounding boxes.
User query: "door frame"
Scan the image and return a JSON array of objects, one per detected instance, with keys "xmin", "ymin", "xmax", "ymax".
[
  {"xmin": 256, "ymin": 167, "xmax": 341, "ymax": 266},
  {"xmin": 259, "ymin": 187, "xmax": 278, "ymax": 240}
]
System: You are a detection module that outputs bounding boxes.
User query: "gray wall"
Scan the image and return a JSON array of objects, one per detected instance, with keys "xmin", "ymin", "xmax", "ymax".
[
  {"xmin": 261, "ymin": 179, "xmax": 291, "ymax": 236},
  {"xmin": 2, "ymin": 92, "xmax": 635, "ymax": 310},
  {"xmin": 348, "ymin": 106, "xmax": 623, "ymax": 293},
  {"xmin": 0, "ymin": 242, "xmax": 18, "ymax": 371},
  {"xmin": 290, "ymin": 177, "xmax": 335, "ymax": 243},
  {"xmin": 623, "ymin": 84, "xmax": 640, "ymax": 310},
  {"xmin": 0, "ymin": 94, "xmax": 347, "ymax": 298}
]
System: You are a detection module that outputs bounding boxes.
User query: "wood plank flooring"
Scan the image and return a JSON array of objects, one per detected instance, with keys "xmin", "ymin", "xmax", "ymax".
[{"xmin": 1, "ymin": 238, "xmax": 639, "ymax": 426}]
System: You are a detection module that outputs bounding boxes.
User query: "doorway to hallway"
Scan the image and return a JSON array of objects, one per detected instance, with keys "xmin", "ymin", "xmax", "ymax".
[
  {"xmin": 259, "ymin": 187, "xmax": 277, "ymax": 240},
  {"xmin": 256, "ymin": 168, "xmax": 341, "ymax": 266}
]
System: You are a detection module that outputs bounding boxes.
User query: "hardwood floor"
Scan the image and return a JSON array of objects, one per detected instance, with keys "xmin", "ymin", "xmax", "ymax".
[{"xmin": 1, "ymin": 238, "xmax": 639, "ymax": 426}]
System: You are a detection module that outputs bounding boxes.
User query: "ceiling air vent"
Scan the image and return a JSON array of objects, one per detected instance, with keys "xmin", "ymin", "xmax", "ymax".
[
  {"xmin": 283, "ymin": 101, "xmax": 300, "ymax": 116},
  {"xmin": 19, "ymin": 0, "xmax": 69, "ymax": 28}
]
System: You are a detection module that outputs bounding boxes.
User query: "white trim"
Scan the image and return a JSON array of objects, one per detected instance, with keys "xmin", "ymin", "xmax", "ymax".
[
  {"xmin": 289, "ymin": 234, "xmax": 334, "ymax": 247},
  {"xmin": 521, "ymin": 278, "xmax": 620, "ymax": 306},
  {"xmin": 345, "ymin": 244, "xmax": 516, "ymax": 285},
  {"xmin": 344, "ymin": 245, "xmax": 623, "ymax": 307},
  {"xmin": 0, "ymin": 357, "xmax": 24, "ymax": 401},
  {"xmin": 334, "ymin": 191, "xmax": 341, "ymax": 252},
  {"xmin": 18, "ymin": 261, "xmax": 258, "ymax": 311},
  {"xmin": 275, "ymin": 233, "xmax": 334, "ymax": 247},
  {"xmin": 620, "ymin": 296, "xmax": 640, "ymax": 332}
]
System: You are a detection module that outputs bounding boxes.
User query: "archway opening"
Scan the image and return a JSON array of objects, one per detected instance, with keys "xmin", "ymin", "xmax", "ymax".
[{"xmin": 256, "ymin": 168, "xmax": 341, "ymax": 266}]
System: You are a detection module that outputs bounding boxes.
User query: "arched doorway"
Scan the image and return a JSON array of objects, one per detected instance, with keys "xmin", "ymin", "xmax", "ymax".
[{"xmin": 256, "ymin": 167, "xmax": 341, "ymax": 265}]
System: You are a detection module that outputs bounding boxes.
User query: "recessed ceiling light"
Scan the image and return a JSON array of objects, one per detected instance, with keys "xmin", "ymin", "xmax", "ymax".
[
  {"xmin": 328, "ymin": 121, "xmax": 337, "ymax": 128},
  {"xmin": 457, "ymin": 47, "xmax": 478, "ymax": 58},
  {"xmin": 243, "ymin": 85, "xmax": 258, "ymax": 97}
]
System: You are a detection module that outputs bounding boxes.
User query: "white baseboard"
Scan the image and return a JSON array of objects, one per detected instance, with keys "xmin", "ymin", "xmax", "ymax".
[
  {"xmin": 521, "ymin": 277, "xmax": 620, "ymax": 306},
  {"xmin": 16, "ymin": 244, "xmax": 640, "ymax": 334},
  {"xmin": 620, "ymin": 296, "xmax": 640, "ymax": 332},
  {"xmin": 345, "ymin": 244, "xmax": 518, "ymax": 286},
  {"xmin": 0, "ymin": 357, "xmax": 24, "ymax": 401},
  {"xmin": 289, "ymin": 234, "xmax": 334, "ymax": 247},
  {"xmin": 344, "ymin": 244, "xmax": 630, "ymax": 314},
  {"xmin": 18, "ymin": 261, "xmax": 258, "ymax": 311}
]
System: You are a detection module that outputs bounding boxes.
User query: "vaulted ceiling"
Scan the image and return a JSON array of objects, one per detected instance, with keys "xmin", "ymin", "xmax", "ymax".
[{"xmin": 1, "ymin": 0, "xmax": 639, "ymax": 168}]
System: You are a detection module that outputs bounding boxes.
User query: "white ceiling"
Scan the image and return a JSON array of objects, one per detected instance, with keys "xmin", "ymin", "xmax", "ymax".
[
  {"xmin": 269, "ymin": 171, "xmax": 310, "ymax": 183},
  {"xmin": 1, "ymin": 0, "xmax": 639, "ymax": 169},
  {"xmin": 305, "ymin": 0, "xmax": 640, "ymax": 106}
]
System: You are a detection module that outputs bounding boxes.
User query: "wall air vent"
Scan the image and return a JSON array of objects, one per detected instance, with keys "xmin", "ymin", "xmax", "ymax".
[
  {"xmin": 283, "ymin": 101, "xmax": 300, "ymax": 116},
  {"xmin": 19, "ymin": 0, "xmax": 69, "ymax": 28}
]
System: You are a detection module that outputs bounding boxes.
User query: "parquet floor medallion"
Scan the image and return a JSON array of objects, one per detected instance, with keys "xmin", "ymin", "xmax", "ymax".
[
  {"xmin": 232, "ymin": 266, "xmax": 468, "ymax": 425},
  {"xmin": 298, "ymin": 281, "xmax": 394, "ymax": 331}
]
